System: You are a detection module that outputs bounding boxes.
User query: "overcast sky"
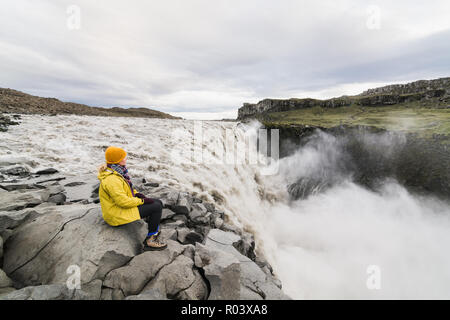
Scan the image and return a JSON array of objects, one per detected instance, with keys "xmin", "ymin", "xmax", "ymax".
[{"xmin": 1, "ymin": 1, "xmax": 450, "ymax": 119}]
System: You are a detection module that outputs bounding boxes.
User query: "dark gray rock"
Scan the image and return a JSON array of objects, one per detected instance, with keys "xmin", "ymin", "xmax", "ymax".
[
  {"xmin": 161, "ymin": 208, "xmax": 176, "ymax": 221},
  {"xmin": 172, "ymin": 192, "xmax": 192, "ymax": 215},
  {"xmin": 162, "ymin": 190, "xmax": 179, "ymax": 208},
  {"xmin": 176, "ymin": 269, "xmax": 208, "ymax": 300},
  {"xmin": 0, "ymin": 183, "xmax": 44, "ymax": 192},
  {"xmin": 233, "ymin": 231, "xmax": 256, "ymax": 261},
  {"xmin": 142, "ymin": 254, "xmax": 205, "ymax": 300},
  {"xmin": 189, "ymin": 203, "xmax": 209, "ymax": 224},
  {"xmin": 35, "ymin": 168, "xmax": 58, "ymax": 175},
  {"xmin": 103, "ymin": 240, "xmax": 185, "ymax": 296},
  {"xmin": 1, "ymin": 166, "xmax": 30, "ymax": 177},
  {"xmin": 47, "ymin": 193, "xmax": 66, "ymax": 205},
  {"xmin": 172, "ymin": 214, "xmax": 188, "ymax": 224},
  {"xmin": 144, "ymin": 182, "xmax": 159, "ymax": 188},
  {"xmin": 158, "ymin": 228, "xmax": 177, "ymax": 242},
  {"xmin": 203, "ymin": 229, "xmax": 289, "ymax": 300},
  {"xmin": 177, "ymin": 227, "xmax": 203, "ymax": 245},
  {"xmin": 91, "ymin": 183, "xmax": 100, "ymax": 195},
  {"xmin": 213, "ymin": 217, "xmax": 224, "ymax": 229},
  {"xmin": 194, "ymin": 242, "xmax": 241, "ymax": 300},
  {"xmin": 3, "ymin": 204, "xmax": 147, "ymax": 286},
  {"xmin": 0, "ymin": 188, "xmax": 50, "ymax": 211},
  {"xmin": 203, "ymin": 202, "xmax": 215, "ymax": 213},
  {"xmin": 64, "ymin": 182, "xmax": 86, "ymax": 187}
]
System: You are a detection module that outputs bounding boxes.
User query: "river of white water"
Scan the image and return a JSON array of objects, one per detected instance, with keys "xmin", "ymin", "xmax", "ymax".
[{"xmin": 1, "ymin": 114, "xmax": 450, "ymax": 299}]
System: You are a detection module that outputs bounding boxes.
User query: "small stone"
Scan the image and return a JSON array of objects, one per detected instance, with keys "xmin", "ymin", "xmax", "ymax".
[
  {"xmin": 177, "ymin": 227, "xmax": 203, "ymax": 245},
  {"xmin": 214, "ymin": 217, "xmax": 224, "ymax": 229},
  {"xmin": 144, "ymin": 182, "xmax": 159, "ymax": 187},
  {"xmin": 35, "ymin": 168, "xmax": 58, "ymax": 175},
  {"xmin": 64, "ymin": 182, "xmax": 86, "ymax": 187},
  {"xmin": 203, "ymin": 202, "xmax": 215, "ymax": 212},
  {"xmin": 47, "ymin": 193, "xmax": 67, "ymax": 205},
  {"xmin": 1, "ymin": 166, "xmax": 30, "ymax": 176},
  {"xmin": 161, "ymin": 208, "xmax": 176, "ymax": 221}
]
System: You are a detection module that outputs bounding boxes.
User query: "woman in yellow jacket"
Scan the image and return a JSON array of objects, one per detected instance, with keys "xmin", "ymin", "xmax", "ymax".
[{"xmin": 97, "ymin": 146, "xmax": 167, "ymax": 250}]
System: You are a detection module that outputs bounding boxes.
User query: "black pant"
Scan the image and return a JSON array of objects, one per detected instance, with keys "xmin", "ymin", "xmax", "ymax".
[{"xmin": 138, "ymin": 199, "xmax": 163, "ymax": 236}]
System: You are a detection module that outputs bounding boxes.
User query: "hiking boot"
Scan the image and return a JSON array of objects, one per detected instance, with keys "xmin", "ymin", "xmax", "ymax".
[{"xmin": 143, "ymin": 234, "xmax": 167, "ymax": 251}]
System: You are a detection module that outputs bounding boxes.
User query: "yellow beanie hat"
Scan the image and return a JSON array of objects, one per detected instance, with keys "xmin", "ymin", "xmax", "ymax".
[{"xmin": 105, "ymin": 146, "xmax": 127, "ymax": 164}]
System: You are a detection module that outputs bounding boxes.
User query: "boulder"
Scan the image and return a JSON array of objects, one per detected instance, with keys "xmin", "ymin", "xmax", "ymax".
[
  {"xmin": 201, "ymin": 229, "xmax": 289, "ymax": 300},
  {"xmin": 161, "ymin": 208, "xmax": 176, "ymax": 221},
  {"xmin": 161, "ymin": 190, "xmax": 179, "ymax": 208},
  {"xmin": 172, "ymin": 192, "xmax": 192, "ymax": 215},
  {"xmin": 172, "ymin": 214, "xmax": 188, "ymax": 224},
  {"xmin": 142, "ymin": 254, "xmax": 206, "ymax": 300},
  {"xmin": 0, "ymin": 183, "xmax": 45, "ymax": 192},
  {"xmin": 0, "ymin": 166, "xmax": 30, "ymax": 177},
  {"xmin": 176, "ymin": 269, "xmax": 208, "ymax": 300},
  {"xmin": 203, "ymin": 202, "xmax": 215, "ymax": 213},
  {"xmin": 0, "ymin": 235, "xmax": 3, "ymax": 259},
  {"xmin": 64, "ymin": 182, "xmax": 86, "ymax": 187},
  {"xmin": 158, "ymin": 228, "xmax": 177, "ymax": 242},
  {"xmin": 162, "ymin": 220, "xmax": 186, "ymax": 229},
  {"xmin": 213, "ymin": 217, "xmax": 224, "ymax": 229},
  {"xmin": 47, "ymin": 193, "xmax": 67, "ymax": 205},
  {"xmin": 194, "ymin": 242, "xmax": 241, "ymax": 300},
  {"xmin": 233, "ymin": 231, "xmax": 256, "ymax": 261},
  {"xmin": 3, "ymin": 204, "xmax": 147, "ymax": 286},
  {"xmin": 103, "ymin": 240, "xmax": 185, "ymax": 297},
  {"xmin": 143, "ymin": 182, "xmax": 159, "ymax": 188},
  {"xmin": 35, "ymin": 168, "xmax": 58, "ymax": 175},
  {"xmin": 0, "ymin": 206, "xmax": 48, "ymax": 233},
  {"xmin": 189, "ymin": 203, "xmax": 209, "ymax": 224},
  {"xmin": 177, "ymin": 227, "xmax": 203, "ymax": 245},
  {"xmin": 0, "ymin": 188, "xmax": 50, "ymax": 211}
]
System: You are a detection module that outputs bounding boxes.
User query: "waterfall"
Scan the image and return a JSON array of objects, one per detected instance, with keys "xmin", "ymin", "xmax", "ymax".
[{"xmin": 1, "ymin": 114, "xmax": 450, "ymax": 299}]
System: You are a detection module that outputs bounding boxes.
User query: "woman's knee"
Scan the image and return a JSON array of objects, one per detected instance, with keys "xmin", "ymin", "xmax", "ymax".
[{"xmin": 155, "ymin": 199, "xmax": 163, "ymax": 212}]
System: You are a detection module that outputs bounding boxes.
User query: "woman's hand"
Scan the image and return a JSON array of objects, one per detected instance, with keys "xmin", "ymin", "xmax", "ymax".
[
  {"xmin": 143, "ymin": 197, "xmax": 154, "ymax": 204},
  {"xmin": 135, "ymin": 193, "xmax": 146, "ymax": 199}
]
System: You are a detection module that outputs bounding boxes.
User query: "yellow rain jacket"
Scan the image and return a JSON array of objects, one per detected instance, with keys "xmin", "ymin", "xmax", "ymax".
[{"xmin": 97, "ymin": 167, "xmax": 144, "ymax": 226}]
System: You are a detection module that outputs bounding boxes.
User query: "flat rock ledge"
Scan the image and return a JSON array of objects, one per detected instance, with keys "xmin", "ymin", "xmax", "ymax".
[{"xmin": 0, "ymin": 158, "xmax": 289, "ymax": 300}]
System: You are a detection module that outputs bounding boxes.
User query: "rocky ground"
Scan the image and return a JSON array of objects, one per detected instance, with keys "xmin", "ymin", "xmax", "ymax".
[
  {"xmin": 0, "ymin": 156, "xmax": 289, "ymax": 300},
  {"xmin": 238, "ymin": 77, "xmax": 450, "ymax": 121},
  {"xmin": 0, "ymin": 114, "xmax": 21, "ymax": 132},
  {"xmin": 0, "ymin": 88, "xmax": 181, "ymax": 119}
]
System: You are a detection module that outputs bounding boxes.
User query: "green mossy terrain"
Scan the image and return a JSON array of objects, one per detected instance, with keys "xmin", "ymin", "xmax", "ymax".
[{"xmin": 261, "ymin": 103, "xmax": 450, "ymax": 140}]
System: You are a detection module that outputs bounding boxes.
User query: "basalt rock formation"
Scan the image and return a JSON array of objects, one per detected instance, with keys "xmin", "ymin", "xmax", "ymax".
[
  {"xmin": 238, "ymin": 77, "xmax": 450, "ymax": 120},
  {"xmin": 0, "ymin": 157, "xmax": 288, "ymax": 300}
]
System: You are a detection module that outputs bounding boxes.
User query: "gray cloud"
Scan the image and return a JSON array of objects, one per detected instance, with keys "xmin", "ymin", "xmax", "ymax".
[{"xmin": 0, "ymin": 0, "xmax": 449, "ymax": 119}]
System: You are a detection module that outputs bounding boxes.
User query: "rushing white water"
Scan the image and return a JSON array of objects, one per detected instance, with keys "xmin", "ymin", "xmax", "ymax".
[{"xmin": 1, "ymin": 114, "xmax": 450, "ymax": 299}]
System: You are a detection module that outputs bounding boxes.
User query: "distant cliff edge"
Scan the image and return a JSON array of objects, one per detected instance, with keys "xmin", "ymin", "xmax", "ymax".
[{"xmin": 237, "ymin": 77, "xmax": 450, "ymax": 120}]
